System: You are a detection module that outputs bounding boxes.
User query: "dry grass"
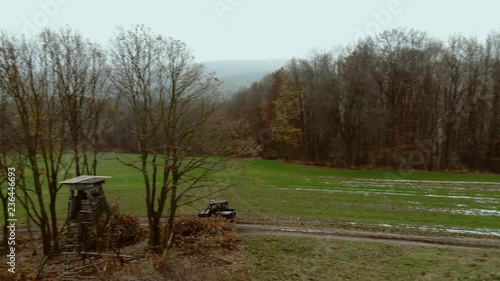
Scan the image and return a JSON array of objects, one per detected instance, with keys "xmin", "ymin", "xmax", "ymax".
[
  {"xmin": 106, "ymin": 251, "xmax": 249, "ymax": 281},
  {"xmin": 106, "ymin": 215, "xmax": 248, "ymax": 281},
  {"xmin": 172, "ymin": 214, "xmax": 240, "ymax": 251},
  {"xmin": 3, "ymin": 213, "xmax": 246, "ymax": 280}
]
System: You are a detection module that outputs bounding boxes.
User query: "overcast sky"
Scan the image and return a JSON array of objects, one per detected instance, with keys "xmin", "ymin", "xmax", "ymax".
[{"xmin": 1, "ymin": 0, "xmax": 499, "ymax": 62}]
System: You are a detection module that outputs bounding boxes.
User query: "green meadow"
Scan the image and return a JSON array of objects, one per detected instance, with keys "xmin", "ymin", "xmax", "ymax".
[
  {"xmin": 4, "ymin": 154, "xmax": 500, "ymax": 237},
  {"xmin": 3, "ymin": 154, "xmax": 500, "ymax": 280},
  {"xmin": 241, "ymin": 235, "xmax": 500, "ymax": 281},
  {"xmin": 225, "ymin": 159, "xmax": 500, "ymax": 236}
]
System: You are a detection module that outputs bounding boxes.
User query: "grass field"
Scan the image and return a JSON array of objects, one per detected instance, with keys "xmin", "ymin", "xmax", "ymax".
[
  {"xmin": 5, "ymin": 154, "xmax": 500, "ymax": 237},
  {"xmin": 218, "ymin": 159, "xmax": 500, "ymax": 237},
  {"xmin": 4, "ymin": 154, "xmax": 500, "ymax": 280},
  {"xmin": 242, "ymin": 235, "xmax": 500, "ymax": 281}
]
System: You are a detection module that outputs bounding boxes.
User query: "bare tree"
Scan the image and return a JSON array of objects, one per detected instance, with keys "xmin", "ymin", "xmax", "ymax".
[
  {"xmin": 0, "ymin": 32, "xmax": 62, "ymax": 255},
  {"xmin": 484, "ymin": 32, "xmax": 500, "ymax": 167},
  {"xmin": 0, "ymin": 35, "xmax": 20, "ymax": 252},
  {"xmin": 110, "ymin": 25, "xmax": 222, "ymax": 251},
  {"xmin": 0, "ymin": 28, "xmax": 108, "ymax": 256},
  {"xmin": 332, "ymin": 43, "xmax": 377, "ymax": 166},
  {"xmin": 40, "ymin": 27, "xmax": 111, "ymax": 176}
]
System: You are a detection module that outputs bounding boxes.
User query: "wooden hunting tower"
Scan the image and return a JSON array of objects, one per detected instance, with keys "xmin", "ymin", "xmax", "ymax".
[
  {"xmin": 62, "ymin": 175, "xmax": 110, "ymax": 223},
  {"xmin": 60, "ymin": 175, "xmax": 111, "ymax": 280}
]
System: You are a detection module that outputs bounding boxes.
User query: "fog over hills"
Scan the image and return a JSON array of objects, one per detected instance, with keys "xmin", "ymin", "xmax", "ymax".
[{"xmin": 203, "ymin": 59, "xmax": 289, "ymax": 97}]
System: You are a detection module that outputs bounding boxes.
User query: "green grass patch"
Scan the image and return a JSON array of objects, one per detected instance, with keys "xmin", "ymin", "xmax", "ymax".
[
  {"xmin": 2, "ymin": 155, "xmax": 499, "ymax": 237},
  {"xmin": 243, "ymin": 159, "xmax": 500, "ymax": 182},
  {"xmin": 220, "ymin": 159, "xmax": 500, "ymax": 235},
  {"xmin": 242, "ymin": 235, "xmax": 500, "ymax": 281}
]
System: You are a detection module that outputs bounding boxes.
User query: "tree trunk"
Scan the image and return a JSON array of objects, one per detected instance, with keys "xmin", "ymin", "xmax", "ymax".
[
  {"xmin": 49, "ymin": 192, "xmax": 60, "ymax": 253},
  {"xmin": 163, "ymin": 185, "xmax": 178, "ymax": 250},
  {"xmin": 150, "ymin": 213, "xmax": 162, "ymax": 251},
  {"xmin": 40, "ymin": 217, "xmax": 52, "ymax": 256}
]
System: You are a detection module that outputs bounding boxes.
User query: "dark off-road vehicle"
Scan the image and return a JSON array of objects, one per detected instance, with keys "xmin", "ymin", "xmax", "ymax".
[{"xmin": 198, "ymin": 200, "xmax": 236, "ymax": 222}]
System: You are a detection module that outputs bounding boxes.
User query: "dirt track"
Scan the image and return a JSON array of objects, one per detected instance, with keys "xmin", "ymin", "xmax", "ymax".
[
  {"xmin": 12, "ymin": 220, "xmax": 500, "ymax": 251},
  {"xmin": 234, "ymin": 223, "xmax": 500, "ymax": 251}
]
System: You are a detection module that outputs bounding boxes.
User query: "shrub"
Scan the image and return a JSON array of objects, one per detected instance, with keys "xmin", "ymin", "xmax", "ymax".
[
  {"xmin": 172, "ymin": 214, "xmax": 240, "ymax": 252},
  {"xmin": 98, "ymin": 204, "xmax": 145, "ymax": 249}
]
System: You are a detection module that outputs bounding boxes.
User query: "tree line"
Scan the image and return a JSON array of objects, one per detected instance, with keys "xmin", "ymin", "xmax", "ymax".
[{"xmin": 228, "ymin": 28, "xmax": 500, "ymax": 172}]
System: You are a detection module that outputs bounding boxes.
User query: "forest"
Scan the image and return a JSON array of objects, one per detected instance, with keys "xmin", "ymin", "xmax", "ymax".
[
  {"xmin": 2, "ymin": 27, "xmax": 498, "ymax": 174},
  {"xmin": 228, "ymin": 28, "xmax": 500, "ymax": 172}
]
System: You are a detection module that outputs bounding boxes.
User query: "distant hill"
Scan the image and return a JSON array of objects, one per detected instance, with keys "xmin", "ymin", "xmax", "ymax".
[{"xmin": 203, "ymin": 59, "xmax": 289, "ymax": 97}]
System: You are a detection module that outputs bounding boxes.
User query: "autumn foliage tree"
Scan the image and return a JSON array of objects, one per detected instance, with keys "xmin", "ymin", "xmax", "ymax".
[{"xmin": 271, "ymin": 72, "xmax": 304, "ymax": 160}]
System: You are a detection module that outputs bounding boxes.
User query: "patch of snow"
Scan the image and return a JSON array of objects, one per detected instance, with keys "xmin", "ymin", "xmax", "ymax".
[
  {"xmin": 376, "ymin": 223, "xmax": 393, "ymax": 228},
  {"xmin": 280, "ymin": 187, "xmax": 499, "ymax": 205},
  {"xmin": 419, "ymin": 207, "xmax": 500, "ymax": 217},
  {"xmin": 338, "ymin": 178, "xmax": 500, "ymax": 186}
]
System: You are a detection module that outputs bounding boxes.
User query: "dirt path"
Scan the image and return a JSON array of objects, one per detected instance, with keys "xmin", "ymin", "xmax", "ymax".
[
  {"xmin": 12, "ymin": 220, "xmax": 500, "ymax": 251},
  {"xmin": 234, "ymin": 223, "xmax": 500, "ymax": 251}
]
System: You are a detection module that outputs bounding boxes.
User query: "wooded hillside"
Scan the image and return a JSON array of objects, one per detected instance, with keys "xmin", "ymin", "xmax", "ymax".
[{"xmin": 227, "ymin": 28, "xmax": 500, "ymax": 172}]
